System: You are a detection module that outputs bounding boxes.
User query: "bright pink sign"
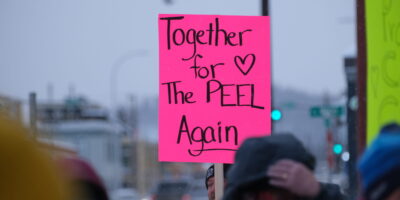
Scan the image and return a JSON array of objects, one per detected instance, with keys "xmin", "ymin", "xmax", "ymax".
[{"xmin": 159, "ymin": 14, "xmax": 271, "ymax": 163}]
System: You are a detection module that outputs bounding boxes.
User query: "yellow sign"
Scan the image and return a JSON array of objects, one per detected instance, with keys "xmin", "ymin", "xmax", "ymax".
[{"xmin": 366, "ymin": 0, "xmax": 400, "ymax": 143}]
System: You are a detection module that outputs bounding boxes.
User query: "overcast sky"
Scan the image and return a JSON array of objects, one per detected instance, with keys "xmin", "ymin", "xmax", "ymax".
[{"xmin": 0, "ymin": 0, "xmax": 355, "ymax": 107}]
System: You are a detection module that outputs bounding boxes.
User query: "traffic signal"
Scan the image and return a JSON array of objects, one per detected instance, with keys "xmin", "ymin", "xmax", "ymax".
[
  {"xmin": 341, "ymin": 152, "xmax": 350, "ymax": 162},
  {"xmin": 271, "ymin": 109, "xmax": 282, "ymax": 121},
  {"xmin": 333, "ymin": 144, "xmax": 343, "ymax": 155}
]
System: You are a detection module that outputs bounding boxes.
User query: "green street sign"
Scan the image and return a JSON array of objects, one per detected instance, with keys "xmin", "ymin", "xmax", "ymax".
[
  {"xmin": 310, "ymin": 106, "xmax": 344, "ymax": 118},
  {"xmin": 310, "ymin": 107, "xmax": 321, "ymax": 117},
  {"xmin": 335, "ymin": 106, "xmax": 344, "ymax": 116}
]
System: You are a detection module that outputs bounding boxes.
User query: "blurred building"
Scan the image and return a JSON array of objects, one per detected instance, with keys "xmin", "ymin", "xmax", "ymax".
[
  {"xmin": 37, "ymin": 96, "xmax": 107, "ymax": 122},
  {"xmin": 134, "ymin": 97, "xmax": 208, "ymax": 195},
  {"xmin": 0, "ymin": 95, "xmax": 22, "ymax": 121},
  {"xmin": 37, "ymin": 96, "xmax": 123, "ymax": 191}
]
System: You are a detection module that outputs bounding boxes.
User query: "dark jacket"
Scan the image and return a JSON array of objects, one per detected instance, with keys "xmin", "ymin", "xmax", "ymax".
[
  {"xmin": 314, "ymin": 183, "xmax": 345, "ymax": 200},
  {"xmin": 223, "ymin": 134, "xmax": 345, "ymax": 200}
]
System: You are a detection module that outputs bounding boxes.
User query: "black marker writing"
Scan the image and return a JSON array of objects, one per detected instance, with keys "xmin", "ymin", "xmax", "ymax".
[
  {"xmin": 160, "ymin": 16, "xmax": 252, "ymax": 60},
  {"xmin": 161, "ymin": 81, "xmax": 196, "ymax": 104},
  {"xmin": 177, "ymin": 115, "xmax": 238, "ymax": 156},
  {"xmin": 188, "ymin": 54, "xmax": 224, "ymax": 79},
  {"xmin": 206, "ymin": 80, "xmax": 264, "ymax": 109}
]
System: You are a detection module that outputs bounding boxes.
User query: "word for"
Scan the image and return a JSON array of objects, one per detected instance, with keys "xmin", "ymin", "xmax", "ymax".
[{"xmin": 188, "ymin": 54, "xmax": 224, "ymax": 79}]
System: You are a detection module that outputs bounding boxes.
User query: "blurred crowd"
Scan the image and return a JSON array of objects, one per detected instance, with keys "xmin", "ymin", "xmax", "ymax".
[{"xmin": 1, "ymin": 113, "xmax": 400, "ymax": 200}]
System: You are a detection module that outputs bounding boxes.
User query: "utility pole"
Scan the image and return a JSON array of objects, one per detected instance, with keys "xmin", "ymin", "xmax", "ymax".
[
  {"xmin": 29, "ymin": 92, "xmax": 37, "ymax": 139},
  {"xmin": 164, "ymin": 0, "xmax": 172, "ymax": 5},
  {"xmin": 262, "ymin": 0, "xmax": 269, "ymax": 16},
  {"xmin": 262, "ymin": 0, "xmax": 273, "ymax": 134},
  {"xmin": 47, "ymin": 83, "xmax": 54, "ymax": 103},
  {"xmin": 322, "ymin": 93, "xmax": 333, "ymax": 182},
  {"xmin": 344, "ymin": 55, "xmax": 358, "ymax": 200},
  {"xmin": 356, "ymin": 0, "xmax": 366, "ymax": 156}
]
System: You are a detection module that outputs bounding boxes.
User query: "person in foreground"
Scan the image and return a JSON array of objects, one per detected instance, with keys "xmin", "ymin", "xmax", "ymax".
[
  {"xmin": 223, "ymin": 134, "xmax": 345, "ymax": 200},
  {"xmin": 358, "ymin": 123, "xmax": 400, "ymax": 200}
]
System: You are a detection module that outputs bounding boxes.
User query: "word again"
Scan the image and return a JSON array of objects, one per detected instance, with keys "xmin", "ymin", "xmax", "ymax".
[{"xmin": 177, "ymin": 115, "xmax": 238, "ymax": 156}]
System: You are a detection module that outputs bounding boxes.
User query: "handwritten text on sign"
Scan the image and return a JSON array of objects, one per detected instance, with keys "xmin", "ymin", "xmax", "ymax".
[
  {"xmin": 159, "ymin": 14, "xmax": 271, "ymax": 163},
  {"xmin": 366, "ymin": 0, "xmax": 400, "ymax": 143}
]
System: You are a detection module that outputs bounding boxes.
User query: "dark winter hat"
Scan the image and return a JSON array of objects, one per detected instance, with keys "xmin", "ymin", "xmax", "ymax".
[
  {"xmin": 358, "ymin": 123, "xmax": 400, "ymax": 200},
  {"xmin": 223, "ymin": 134, "xmax": 315, "ymax": 200},
  {"xmin": 205, "ymin": 164, "xmax": 231, "ymax": 189}
]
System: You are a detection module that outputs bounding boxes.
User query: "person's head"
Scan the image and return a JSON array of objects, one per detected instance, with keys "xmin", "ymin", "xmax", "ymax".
[
  {"xmin": 223, "ymin": 134, "xmax": 315, "ymax": 200},
  {"xmin": 0, "ymin": 115, "xmax": 69, "ymax": 200},
  {"xmin": 57, "ymin": 156, "xmax": 109, "ymax": 200},
  {"xmin": 205, "ymin": 164, "xmax": 231, "ymax": 200},
  {"xmin": 358, "ymin": 123, "xmax": 400, "ymax": 200}
]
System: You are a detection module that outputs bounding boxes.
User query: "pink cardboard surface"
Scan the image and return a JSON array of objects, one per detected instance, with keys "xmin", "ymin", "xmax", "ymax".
[{"xmin": 159, "ymin": 14, "xmax": 271, "ymax": 163}]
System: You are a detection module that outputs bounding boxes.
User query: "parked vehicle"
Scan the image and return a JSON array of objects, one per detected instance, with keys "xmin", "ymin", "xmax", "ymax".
[
  {"xmin": 151, "ymin": 179, "xmax": 208, "ymax": 200},
  {"xmin": 111, "ymin": 188, "xmax": 140, "ymax": 200},
  {"xmin": 187, "ymin": 180, "xmax": 208, "ymax": 200}
]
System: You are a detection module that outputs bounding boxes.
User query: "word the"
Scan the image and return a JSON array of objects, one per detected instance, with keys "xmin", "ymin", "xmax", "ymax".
[{"xmin": 162, "ymin": 81, "xmax": 196, "ymax": 104}]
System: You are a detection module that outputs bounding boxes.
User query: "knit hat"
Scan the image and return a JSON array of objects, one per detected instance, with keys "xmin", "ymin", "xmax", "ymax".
[
  {"xmin": 358, "ymin": 123, "xmax": 400, "ymax": 200},
  {"xmin": 223, "ymin": 134, "xmax": 315, "ymax": 200}
]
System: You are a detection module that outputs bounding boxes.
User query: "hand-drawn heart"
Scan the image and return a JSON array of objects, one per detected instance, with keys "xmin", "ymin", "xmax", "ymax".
[{"xmin": 234, "ymin": 54, "xmax": 256, "ymax": 76}]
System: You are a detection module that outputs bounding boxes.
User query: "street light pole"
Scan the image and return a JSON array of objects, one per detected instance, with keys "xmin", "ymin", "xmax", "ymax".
[
  {"xmin": 109, "ymin": 50, "xmax": 147, "ymax": 195},
  {"xmin": 110, "ymin": 50, "xmax": 147, "ymax": 121}
]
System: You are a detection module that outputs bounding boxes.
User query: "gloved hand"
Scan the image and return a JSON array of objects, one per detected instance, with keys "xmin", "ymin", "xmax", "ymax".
[{"xmin": 267, "ymin": 159, "xmax": 320, "ymax": 198}]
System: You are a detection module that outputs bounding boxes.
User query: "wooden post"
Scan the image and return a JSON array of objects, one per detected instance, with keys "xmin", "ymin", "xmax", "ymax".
[
  {"xmin": 29, "ymin": 92, "xmax": 37, "ymax": 139},
  {"xmin": 136, "ymin": 138, "xmax": 146, "ymax": 196},
  {"xmin": 356, "ymin": 0, "xmax": 366, "ymax": 155},
  {"xmin": 215, "ymin": 163, "xmax": 224, "ymax": 200}
]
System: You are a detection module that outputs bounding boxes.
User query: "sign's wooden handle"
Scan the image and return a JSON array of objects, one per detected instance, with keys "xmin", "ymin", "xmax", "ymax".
[{"xmin": 215, "ymin": 163, "xmax": 224, "ymax": 200}]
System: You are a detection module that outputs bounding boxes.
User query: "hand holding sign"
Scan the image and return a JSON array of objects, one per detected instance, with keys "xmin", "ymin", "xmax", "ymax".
[{"xmin": 159, "ymin": 14, "xmax": 271, "ymax": 163}]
